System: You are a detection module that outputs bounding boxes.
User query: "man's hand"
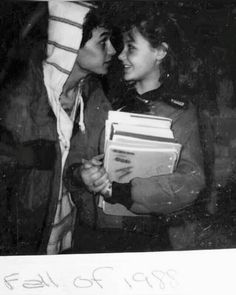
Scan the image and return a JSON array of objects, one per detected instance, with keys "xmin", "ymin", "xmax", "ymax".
[{"xmin": 80, "ymin": 154, "xmax": 110, "ymax": 194}]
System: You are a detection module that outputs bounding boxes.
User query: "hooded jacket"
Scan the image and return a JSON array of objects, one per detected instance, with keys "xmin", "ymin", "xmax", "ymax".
[{"xmin": 0, "ymin": 2, "xmax": 93, "ymax": 254}]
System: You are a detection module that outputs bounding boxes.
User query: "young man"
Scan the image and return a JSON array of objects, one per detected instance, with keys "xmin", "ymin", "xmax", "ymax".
[{"xmin": 0, "ymin": 1, "xmax": 116, "ymax": 255}]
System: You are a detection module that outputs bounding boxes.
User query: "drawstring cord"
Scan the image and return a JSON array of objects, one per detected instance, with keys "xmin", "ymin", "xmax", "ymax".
[
  {"xmin": 75, "ymin": 79, "xmax": 85, "ymax": 133},
  {"xmin": 56, "ymin": 78, "xmax": 86, "ymax": 149},
  {"xmin": 78, "ymin": 91, "xmax": 85, "ymax": 133}
]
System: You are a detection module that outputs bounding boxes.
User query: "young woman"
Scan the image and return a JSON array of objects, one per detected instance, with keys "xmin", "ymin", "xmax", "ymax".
[{"xmin": 70, "ymin": 3, "xmax": 205, "ymax": 252}]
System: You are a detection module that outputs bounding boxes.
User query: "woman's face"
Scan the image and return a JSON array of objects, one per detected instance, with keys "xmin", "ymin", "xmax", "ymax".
[{"xmin": 118, "ymin": 27, "xmax": 162, "ymax": 91}]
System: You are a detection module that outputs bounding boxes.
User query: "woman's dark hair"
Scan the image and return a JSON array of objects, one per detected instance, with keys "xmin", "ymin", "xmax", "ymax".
[{"xmin": 118, "ymin": 2, "xmax": 190, "ymax": 90}]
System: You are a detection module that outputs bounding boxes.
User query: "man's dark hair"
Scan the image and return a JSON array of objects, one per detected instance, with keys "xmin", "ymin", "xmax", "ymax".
[{"xmin": 80, "ymin": 2, "xmax": 119, "ymax": 48}]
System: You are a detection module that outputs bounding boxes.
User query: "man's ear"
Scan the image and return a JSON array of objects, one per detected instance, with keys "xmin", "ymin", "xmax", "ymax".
[{"xmin": 155, "ymin": 42, "xmax": 168, "ymax": 62}]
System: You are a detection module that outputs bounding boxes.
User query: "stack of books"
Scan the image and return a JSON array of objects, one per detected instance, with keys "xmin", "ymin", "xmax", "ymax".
[{"xmin": 99, "ymin": 110, "xmax": 182, "ymax": 216}]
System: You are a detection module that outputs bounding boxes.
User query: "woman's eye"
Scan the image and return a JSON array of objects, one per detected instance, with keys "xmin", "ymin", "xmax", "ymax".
[{"xmin": 127, "ymin": 44, "xmax": 135, "ymax": 51}]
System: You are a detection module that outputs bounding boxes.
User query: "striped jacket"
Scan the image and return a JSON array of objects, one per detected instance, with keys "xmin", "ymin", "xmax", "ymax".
[
  {"xmin": 0, "ymin": 1, "xmax": 96, "ymax": 254},
  {"xmin": 0, "ymin": 55, "xmax": 111, "ymax": 254}
]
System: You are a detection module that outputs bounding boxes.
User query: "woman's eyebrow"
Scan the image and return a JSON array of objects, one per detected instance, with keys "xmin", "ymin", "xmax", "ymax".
[
  {"xmin": 124, "ymin": 37, "xmax": 134, "ymax": 43},
  {"xmin": 125, "ymin": 32, "xmax": 135, "ymax": 43}
]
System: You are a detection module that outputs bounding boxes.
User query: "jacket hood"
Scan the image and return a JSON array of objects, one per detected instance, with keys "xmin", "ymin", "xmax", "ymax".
[
  {"xmin": 43, "ymin": 1, "xmax": 91, "ymax": 99},
  {"xmin": 42, "ymin": 2, "xmax": 93, "ymax": 255},
  {"xmin": 42, "ymin": 1, "xmax": 92, "ymax": 150}
]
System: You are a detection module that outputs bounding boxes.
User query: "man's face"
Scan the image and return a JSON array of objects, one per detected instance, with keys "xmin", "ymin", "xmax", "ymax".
[{"xmin": 76, "ymin": 27, "xmax": 116, "ymax": 75}]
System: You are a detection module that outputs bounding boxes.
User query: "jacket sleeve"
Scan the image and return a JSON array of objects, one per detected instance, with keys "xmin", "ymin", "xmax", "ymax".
[
  {"xmin": 107, "ymin": 106, "xmax": 205, "ymax": 215},
  {"xmin": 0, "ymin": 64, "xmax": 57, "ymax": 171},
  {"xmin": 64, "ymin": 78, "xmax": 111, "ymax": 192}
]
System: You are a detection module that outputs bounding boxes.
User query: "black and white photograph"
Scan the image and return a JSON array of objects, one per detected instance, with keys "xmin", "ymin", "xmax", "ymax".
[{"xmin": 0, "ymin": 0, "xmax": 236, "ymax": 271}]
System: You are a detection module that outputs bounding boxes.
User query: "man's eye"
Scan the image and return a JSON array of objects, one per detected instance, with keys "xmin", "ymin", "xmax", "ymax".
[{"xmin": 100, "ymin": 39, "xmax": 107, "ymax": 47}]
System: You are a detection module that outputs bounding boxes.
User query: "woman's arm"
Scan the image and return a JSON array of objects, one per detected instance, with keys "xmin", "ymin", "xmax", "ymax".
[{"xmin": 103, "ymin": 106, "xmax": 205, "ymax": 215}]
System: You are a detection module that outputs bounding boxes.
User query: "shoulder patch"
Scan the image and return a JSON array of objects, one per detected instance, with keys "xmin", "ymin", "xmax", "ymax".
[{"xmin": 164, "ymin": 95, "xmax": 189, "ymax": 109}]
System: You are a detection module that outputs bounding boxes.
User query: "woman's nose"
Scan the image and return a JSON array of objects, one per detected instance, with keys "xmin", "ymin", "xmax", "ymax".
[{"xmin": 118, "ymin": 48, "xmax": 126, "ymax": 61}]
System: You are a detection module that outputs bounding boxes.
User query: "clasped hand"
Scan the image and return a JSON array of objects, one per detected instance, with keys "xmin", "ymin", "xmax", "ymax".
[{"xmin": 80, "ymin": 154, "xmax": 110, "ymax": 194}]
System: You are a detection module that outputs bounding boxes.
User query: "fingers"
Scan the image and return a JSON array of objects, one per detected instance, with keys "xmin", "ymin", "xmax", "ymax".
[
  {"xmin": 81, "ymin": 166, "xmax": 107, "ymax": 187},
  {"xmin": 94, "ymin": 154, "xmax": 104, "ymax": 161},
  {"xmin": 82, "ymin": 165, "xmax": 100, "ymax": 175},
  {"xmin": 82, "ymin": 154, "xmax": 104, "ymax": 168},
  {"xmin": 93, "ymin": 172, "xmax": 109, "ymax": 187},
  {"xmin": 91, "ymin": 158, "xmax": 103, "ymax": 166},
  {"xmin": 83, "ymin": 162, "xmax": 93, "ymax": 169},
  {"xmin": 89, "ymin": 179, "xmax": 110, "ymax": 193},
  {"xmin": 80, "ymin": 155, "xmax": 107, "ymax": 193},
  {"xmin": 89, "ymin": 168, "xmax": 107, "ymax": 183},
  {"xmin": 82, "ymin": 159, "xmax": 93, "ymax": 169},
  {"xmin": 100, "ymin": 181, "xmax": 112, "ymax": 196}
]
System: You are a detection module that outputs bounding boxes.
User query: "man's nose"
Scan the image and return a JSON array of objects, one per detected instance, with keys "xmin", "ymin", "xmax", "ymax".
[{"xmin": 108, "ymin": 42, "xmax": 116, "ymax": 56}]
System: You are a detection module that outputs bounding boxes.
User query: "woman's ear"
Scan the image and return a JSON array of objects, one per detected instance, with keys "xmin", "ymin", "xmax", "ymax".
[{"xmin": 155, "ymin": 42, "xmax": 168, "ymax": 62}]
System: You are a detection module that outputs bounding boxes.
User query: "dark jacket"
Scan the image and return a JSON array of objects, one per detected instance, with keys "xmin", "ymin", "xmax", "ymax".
[
  {"xmin": 0, "ymin": 60, "xmax": 61, "ymax": 254},
  {"xmin": 66, "ymin": 86, "xmax": 205, "ymax": 252},
  {"xmin": 107, "ymin": 88, "xmax": 205, "ymax": 215}
]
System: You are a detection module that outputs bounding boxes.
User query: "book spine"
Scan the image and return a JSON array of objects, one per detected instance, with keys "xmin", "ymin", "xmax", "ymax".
[{"xmin": 114, "ymin": 131, "xmax": 176, "ymax": 143}]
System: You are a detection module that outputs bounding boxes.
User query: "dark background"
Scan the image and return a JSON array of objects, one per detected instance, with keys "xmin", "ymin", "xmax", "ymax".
[
  {"xmin": 0, "ymin": 1, "xmax": 236, "ymax": 74},
  {"xmin": 0, "ymin": 1, "xmax": 236, "ymax": 252},
  {"xmin": 0, "ymin": 1, "xmax": 236, "ymax": 103}
]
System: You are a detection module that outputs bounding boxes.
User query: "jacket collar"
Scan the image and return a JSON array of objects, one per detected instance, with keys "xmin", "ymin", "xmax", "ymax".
[{"xmin": 137, "ymin": 84, "xmax": 165, "ymax": 102}]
